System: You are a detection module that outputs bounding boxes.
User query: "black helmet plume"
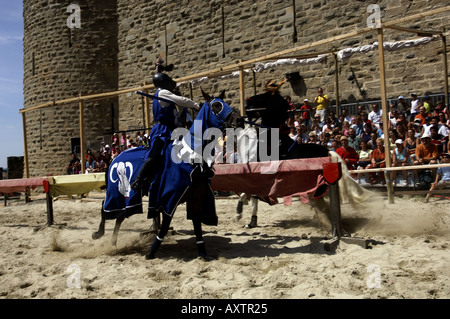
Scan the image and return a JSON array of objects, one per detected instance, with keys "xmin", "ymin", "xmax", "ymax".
[{"xmin": 152, "ymin": 56, "xmax": 176, "ymax": 91}]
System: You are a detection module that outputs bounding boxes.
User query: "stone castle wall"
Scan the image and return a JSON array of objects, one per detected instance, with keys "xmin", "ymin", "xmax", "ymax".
[
  {"xmin": 23, "ymin": 0, "xmax": 449, "ymax": 176},
  {"xmin": 23, "ymin": 0, "xmax": 118, "ymax": 177},
  {"xmin": 116, "ymin": 0, "xmax": 449, "ymax": 122}
]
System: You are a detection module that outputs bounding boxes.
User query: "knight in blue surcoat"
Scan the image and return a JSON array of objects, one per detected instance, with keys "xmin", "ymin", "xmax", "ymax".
[{"xmin": 131, "ymin": 60, "xmax": 200, "ymax": 196}]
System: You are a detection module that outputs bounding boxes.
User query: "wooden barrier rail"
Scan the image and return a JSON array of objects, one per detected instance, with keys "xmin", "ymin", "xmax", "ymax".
[
  {"xmin": 349, "ymin": 163, "xmax": 450, "ymax": 201},
  {"xmin": 0, "ymin": 173, "xmax": 106, "ymax": 227},
  {"xmin": 1, "ymin": 161, "xmax": 450, "ymax": 227}
]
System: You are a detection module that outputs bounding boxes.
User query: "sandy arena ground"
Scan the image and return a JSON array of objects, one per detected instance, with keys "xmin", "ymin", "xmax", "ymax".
[{"xmin": 0, "ymin": 189, "xmax": 448, "ymax": 300}]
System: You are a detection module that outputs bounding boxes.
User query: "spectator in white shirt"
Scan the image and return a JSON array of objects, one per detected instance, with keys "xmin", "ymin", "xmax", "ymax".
[{"xmin": 368, "ymin": 103, "xmax": 383, "ymax": 129}]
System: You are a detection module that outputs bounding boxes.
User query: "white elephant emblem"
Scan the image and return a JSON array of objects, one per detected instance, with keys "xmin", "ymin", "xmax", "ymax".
[{"xmin": 109, "ymin": 161, "xmax": 133, "ymax": 198}]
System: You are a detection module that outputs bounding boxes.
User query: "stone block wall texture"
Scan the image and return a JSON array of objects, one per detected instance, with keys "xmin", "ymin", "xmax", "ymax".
[
  {"xmin": 23, "ymin": 0, "xmax": 118, "ymax": 177},
  {"xmin": 23, "ymin": 0, "xmax": 449, "ymax": 176}
]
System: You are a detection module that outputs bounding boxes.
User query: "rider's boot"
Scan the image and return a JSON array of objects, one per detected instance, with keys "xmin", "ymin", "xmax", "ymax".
[{"xmin": 131, "ymin": 158, "xmax": 153, "ymax": 192}]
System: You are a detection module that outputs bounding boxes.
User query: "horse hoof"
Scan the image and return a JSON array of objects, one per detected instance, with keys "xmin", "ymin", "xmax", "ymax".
[
  {"xmin": 198, "ymin": 254, "xmax": 214, "ymax": 262},
  {"xmin": 245, "ymin": 216, "xmax": 257, "ymax": 228},
  {"xmin": 235, "ymin": 213, "xmax": 242, "ymax": 222},
  {"xmin": 92, "ymin": 231, "xmax": 104, "ymax": 240},
  {"xmin": 145, "ymin": 252, "xmax": 156, "ymax": 260}
]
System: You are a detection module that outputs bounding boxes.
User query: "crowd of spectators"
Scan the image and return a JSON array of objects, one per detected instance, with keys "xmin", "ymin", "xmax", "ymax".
[
  {"xmin": 284, "ymin": 90, "xmax": 449, "ymax": 186},
  {"xmin": 66, "ymin": 90, "xmax": 450, "ymax": 190},
  {"xmin": 66, "ymin": 131, "xmax": 149, "ymax": 175}
]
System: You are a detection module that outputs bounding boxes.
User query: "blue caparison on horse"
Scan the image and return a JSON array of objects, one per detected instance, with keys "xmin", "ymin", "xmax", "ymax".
[{"xmin": 92, "ymin": 90, "xmax": 238, "ymax": 260}]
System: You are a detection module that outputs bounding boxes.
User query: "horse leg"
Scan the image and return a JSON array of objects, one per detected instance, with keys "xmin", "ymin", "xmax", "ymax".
[
  {"xmin": 151, "ymin": 214, "xmax": 161, "ymax": 232},
  {"xmin": 246, "ymin": 196, "xmax": 258, "ymax": 228},
  {"xmin": 146, "ymin": 214, "xmax": 172, "ymax": 260},
  {"xmin": 111, "ymin": 215, "xmax": 125, "ymax": 246},
  {"xmin": 139, "ymin": 215, "xmax": 161, "ymax": 238},
  {"xmin": 235, "ymin": 193, "xmax": 247, "ymax": 221},
  {"xmin": 92, "ymin": 202, "xmax": 106, "ymax": 240},
  {"xmin": 193, "ymin": 219, "xmax": 209, "ymax": 260}
]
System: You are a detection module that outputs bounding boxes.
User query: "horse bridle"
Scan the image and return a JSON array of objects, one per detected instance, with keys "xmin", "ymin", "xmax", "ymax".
[{"xmin": 206, "ymin": 98, "xmax": 239, "ymax": 129}]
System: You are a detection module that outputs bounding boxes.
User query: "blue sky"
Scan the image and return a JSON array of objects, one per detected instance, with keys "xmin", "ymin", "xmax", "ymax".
[{"xmin": 0, "ymin": 1, "xmax": 23, "ymax": 169}]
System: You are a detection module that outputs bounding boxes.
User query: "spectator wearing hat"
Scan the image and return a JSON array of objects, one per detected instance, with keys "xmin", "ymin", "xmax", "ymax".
[
  {"xmin": 414, "ymin": 106, "xmax": 429, "ymax": 126},
  {"xmin": 414, "ymin": 133, "xmax": 438, "ymax": 165},
  {"xmin": 412, "ymin": 119, "xmax": 423, "ymax": 139},
  {"xmin": 300, "ymin": 98, "xmax": 312, "ymax": 129},
  {"xmin": 336, "ymin": 136, "xmax": 359, "ymax": 170},
  {"xmin": 410, "ymin": 93, "xmax": 421, "ymax": 122},
  {"xmin": 424, "ymin": 152, "xmax": 450, "ymax": 203},
  {"xmin": 392, "ymin": 139, "xmax": 411, "ymax": 186}
]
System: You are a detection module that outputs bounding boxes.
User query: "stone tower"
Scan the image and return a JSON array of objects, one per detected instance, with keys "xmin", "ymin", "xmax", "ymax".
[{"xmin": 23, "ymin": 0, "xmax": 118, "ymax": 177}]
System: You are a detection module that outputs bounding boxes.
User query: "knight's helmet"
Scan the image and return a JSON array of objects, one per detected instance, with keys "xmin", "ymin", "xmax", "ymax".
[{"xmin": 152, "ymin": 56, "xmax": 176, "ymax": 92}]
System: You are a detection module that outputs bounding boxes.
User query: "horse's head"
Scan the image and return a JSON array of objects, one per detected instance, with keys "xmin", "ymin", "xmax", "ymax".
[{"xmin": 200, "ymin": 89, "xmax": 240, "ymax": 130}]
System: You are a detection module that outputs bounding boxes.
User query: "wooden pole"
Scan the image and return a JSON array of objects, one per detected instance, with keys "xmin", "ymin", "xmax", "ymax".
[
  {"xmin": 334, "ymin": 54, "xmax": 341, "ymax": 115},
  {"xmin": 252, "ymin": 70, "xmax": 257, "ymax": 96},
  {"xmin": 21, "ymin": 112, "xmax": 30, "ymax": 178},
  {"xmin": 239, "ymin": 64, "xmax": 246, "ymax": 116},
  {"xmin": 377, "ymin": 28, "xmax": 394, "ymax": 204},
  {"xmin": 46, "ymin": 191, "xmax": 54, "ymax": 226},
  {"xmin": 79, "ymin": 96, "xmax": 85, "ymax": 174},
  {"xmin": 143, "ymin": 82, "xmax": 151, "ymax": 135},
  {"xmin": 442, "ymin": 30, "xmax": 449, "ymax": 109}
]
